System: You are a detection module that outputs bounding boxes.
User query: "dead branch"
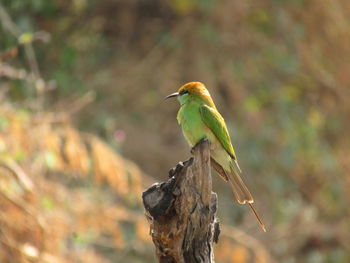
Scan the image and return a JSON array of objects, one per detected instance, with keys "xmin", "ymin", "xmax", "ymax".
[{"xmin": 142, "ymin": 139, "xmax": 219, "ymax": 263}]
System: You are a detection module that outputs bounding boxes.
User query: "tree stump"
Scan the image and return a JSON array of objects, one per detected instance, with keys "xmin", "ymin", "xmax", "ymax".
[{"xmin": 142, "ymin": 139, "xmax": 220, "ymax": 263}]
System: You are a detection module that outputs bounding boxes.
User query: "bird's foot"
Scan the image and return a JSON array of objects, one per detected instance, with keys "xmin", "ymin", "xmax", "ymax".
[{"xmin": 191, "ymin": 138, "xmax": 209, "ymax": 154}]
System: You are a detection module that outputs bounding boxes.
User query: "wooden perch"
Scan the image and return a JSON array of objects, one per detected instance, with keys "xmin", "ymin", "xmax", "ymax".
[{"xmin": 142, "ymin": 139, "xmax": 220, "ymax": 263}]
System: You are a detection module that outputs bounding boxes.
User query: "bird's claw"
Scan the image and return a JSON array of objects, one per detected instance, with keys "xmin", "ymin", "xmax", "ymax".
[
  {"xmin": 190, "ymin": 147, "xmax": 195, "ymax": 154},
  {"xmin": 191, "ymin": 138, "xmax": 209, "ymax": 154}
]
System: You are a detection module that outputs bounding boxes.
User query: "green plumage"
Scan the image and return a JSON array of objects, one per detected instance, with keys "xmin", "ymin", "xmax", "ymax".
[
  {"xmin": 167, "ymin": 81, "xmax": 266, "ymax": 231},
  {"xmin": 176, "ymin": 89, "xmax": 241, "ymax": 175},
  {"xmin": 199, "ymin": 104, "xmax": 237, "ymax": 160}
]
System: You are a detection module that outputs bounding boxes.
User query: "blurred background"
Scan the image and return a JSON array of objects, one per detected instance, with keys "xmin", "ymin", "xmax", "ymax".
[{"xmin": 0, "ymin": 0, "xmax": 349, "ymax": 262}]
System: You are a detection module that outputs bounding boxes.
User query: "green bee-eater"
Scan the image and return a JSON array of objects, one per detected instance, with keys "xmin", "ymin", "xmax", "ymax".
[{"xmin": 166, "ymin": 81, "xmax": 266, "ymax": 232}]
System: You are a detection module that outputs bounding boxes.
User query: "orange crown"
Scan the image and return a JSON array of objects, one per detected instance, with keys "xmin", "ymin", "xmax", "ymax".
[{"xmin": 178, "ymin": 82, "xmax": 216, "ymax": 107}]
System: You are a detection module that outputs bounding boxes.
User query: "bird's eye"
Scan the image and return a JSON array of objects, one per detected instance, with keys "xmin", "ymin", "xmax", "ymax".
[{"xmin": 179, "ymin": 90, "xmax": 188, "ymax": 96}]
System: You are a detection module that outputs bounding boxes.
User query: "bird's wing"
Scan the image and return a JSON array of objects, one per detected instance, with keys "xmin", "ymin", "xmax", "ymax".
[{"xmin": 199, "ymin": 104, "xmax": 238, "ymax": 160}]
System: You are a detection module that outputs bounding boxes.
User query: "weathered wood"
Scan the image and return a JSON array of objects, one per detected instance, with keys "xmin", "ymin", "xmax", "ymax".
[{"xmin": 142, "ymin": 139, "xmax": 219, "ymax": 263}]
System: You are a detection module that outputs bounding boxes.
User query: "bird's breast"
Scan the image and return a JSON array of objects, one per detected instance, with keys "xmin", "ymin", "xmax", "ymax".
[
  {"xmin": 177, "ymin": 103, "xmax": 217, "ymax": 147},
  {"xmin": 177, "ymin": 103, "xmax": 232, "ymax": 171}
]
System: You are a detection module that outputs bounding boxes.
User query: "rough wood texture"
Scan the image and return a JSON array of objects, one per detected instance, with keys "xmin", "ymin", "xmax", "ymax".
[{"xmin": 142, "ymin": 139, "xmax": 220, "ymax": 263}]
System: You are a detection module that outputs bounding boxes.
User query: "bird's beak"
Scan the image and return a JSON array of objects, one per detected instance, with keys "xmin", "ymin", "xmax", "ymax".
[{"xmin": 164, "ymin": 92, "xmax": 179, "ymax": 100}]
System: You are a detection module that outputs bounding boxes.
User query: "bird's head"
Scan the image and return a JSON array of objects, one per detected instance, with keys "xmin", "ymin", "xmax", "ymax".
[{"xmin": 165, "ymin": 81, "xmax": 215, "ymax": 107}]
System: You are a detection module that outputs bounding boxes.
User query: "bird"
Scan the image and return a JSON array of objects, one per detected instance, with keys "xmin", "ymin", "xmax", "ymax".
[{"xmin": 165, "ymin": 81, "xmax": 266, "ymax": 232}]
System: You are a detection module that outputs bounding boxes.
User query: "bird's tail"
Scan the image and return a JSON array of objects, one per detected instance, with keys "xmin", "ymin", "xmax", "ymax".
[
  {"xmin": 228, "ymin": 161, "xmax": 267, "ymax": 232},
  {"xmin": 228, "ymin": 160, "xmax": 253, "ymax": 204}
]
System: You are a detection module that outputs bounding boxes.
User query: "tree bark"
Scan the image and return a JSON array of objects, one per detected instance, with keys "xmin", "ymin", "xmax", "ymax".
[{"xmin": 142, "ymin": 139, "xmax": 220, "ymax": 263}]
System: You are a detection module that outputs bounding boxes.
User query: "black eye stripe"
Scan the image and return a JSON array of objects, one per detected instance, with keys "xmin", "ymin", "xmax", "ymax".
[{"xmin": 180, "ymin": 90, "xmax": 188, "ymax": 95}]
